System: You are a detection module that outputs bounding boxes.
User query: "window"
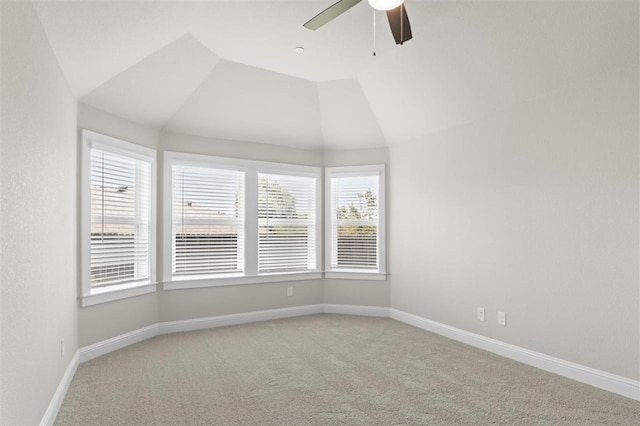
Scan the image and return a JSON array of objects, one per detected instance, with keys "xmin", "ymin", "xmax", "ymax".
[
  {"xmin": 164, "ymin": 152, "xmax": 321, "ymax": 289},
  {"xmin": 81, "ymin": 130, "xmax": 156, "ymax": 306},
  {"xmin": 172, "ymin": 164, "xmax": 244, "ymax": 278},
  {"xmin": 325, "ymin": 165, "xmax": 386, "ymax": 280},
  {"xmin": 258, "ymin": 172, "xmax": 317, "ymax": 273}
]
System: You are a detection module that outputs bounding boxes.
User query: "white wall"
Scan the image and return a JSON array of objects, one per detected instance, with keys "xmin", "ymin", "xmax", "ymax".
[
  {"xmin": 78, "ymin": 103, "xmax": 159, "ymax": 150},
  {"xmin": 390, "ymin": 65, "xmax": 639, "ymax": 380},
  {"xmin": 161, "ymin": 131, "xmax": 323, "ymax": 166},
  {"xmin": 0, "ymin": 2, "xmax": 79, "ymax": 424}
]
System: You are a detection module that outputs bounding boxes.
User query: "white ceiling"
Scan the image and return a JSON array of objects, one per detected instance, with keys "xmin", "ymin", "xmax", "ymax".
[{"xmin": 33, "ymin": 0, "xmax": 639, "ymax": 150}]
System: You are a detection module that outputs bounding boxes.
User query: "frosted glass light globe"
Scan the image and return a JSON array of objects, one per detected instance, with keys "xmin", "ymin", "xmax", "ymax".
[{"xmin": 368, "ymin": 0, "xmax": 404, "ymax": 11}]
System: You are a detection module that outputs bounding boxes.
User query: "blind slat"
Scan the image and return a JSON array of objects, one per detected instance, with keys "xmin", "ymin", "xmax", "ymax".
[
  {"xmin": 90, "ymin": 149, "xmax": 151, "ymax": 287},
  {"xmin": 258, "ymin": 173, "xmax": 316, "ymax": 273},
  {"xmin": 330, "ymin": 175, "xmax": 379, "ymax": 269},
  {"xmin": 172, "ymin": 165, "xmax": 245, "ymax": 276}
]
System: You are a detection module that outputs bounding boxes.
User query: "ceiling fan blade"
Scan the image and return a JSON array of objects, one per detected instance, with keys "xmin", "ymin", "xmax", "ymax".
[
  {"xmin": 304, "ymin": 0, "xmax": 362, "ymax": 30},
  {"xmin": 386, "ymin": 3, "xmax": 412, "ymax": 45}
]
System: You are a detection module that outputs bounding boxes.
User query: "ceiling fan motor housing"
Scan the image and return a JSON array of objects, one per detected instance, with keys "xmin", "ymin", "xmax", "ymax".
[{"xmin": 368, "ymin": 0, "xmax": 404, "ymax": 11}]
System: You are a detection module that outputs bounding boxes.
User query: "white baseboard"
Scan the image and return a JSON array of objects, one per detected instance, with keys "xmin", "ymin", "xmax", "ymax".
[
  {"xmin": 158, "ymin": 304, "xmax": 324, "ymax": 334},
  {"xmin": 40, "ymin": 350, "xmax": 79, "ymax": 426},
  {"xmin": 79, "ymin": 324, "xmax": 159, "ymax": 363},
  {"xmin": 324, "ymin": 304, "xmax": 390, "ymax": 317},
  {"xmin": 390, "ymin": 308, "xmax": 640, "ymax": 401}
]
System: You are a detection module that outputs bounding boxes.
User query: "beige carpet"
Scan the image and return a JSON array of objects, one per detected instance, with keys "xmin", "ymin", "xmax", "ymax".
[{"xmin": 56, "ymin": 314, "xmax": 640, "ymax": 425}]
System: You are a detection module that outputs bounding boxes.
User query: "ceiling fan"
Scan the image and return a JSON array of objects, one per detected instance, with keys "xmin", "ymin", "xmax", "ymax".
[{"xmin": 304, "ymin": 0, "xmax": 412, "ymax": 45}]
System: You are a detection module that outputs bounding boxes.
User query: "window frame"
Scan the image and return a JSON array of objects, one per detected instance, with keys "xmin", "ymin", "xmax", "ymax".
[
  {"xmin": 324, "ymin": 165, "xmax": 387, "ymax": 280},
  {"xmin": 80, "ymin": 130, "xmax": 157, "ymax": 306},
  {"xmin": 163, "ymin": 151, "xmax": 322, "ymax": 290}
]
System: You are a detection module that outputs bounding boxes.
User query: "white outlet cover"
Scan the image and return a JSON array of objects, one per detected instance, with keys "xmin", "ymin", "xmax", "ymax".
[
  {"xmin": 477, "ymin": 307, "xmax": 485, "ymax": 321},
  {"xmin": 498, "ymin": 311, "xmax": 507, "ymax": 326}
]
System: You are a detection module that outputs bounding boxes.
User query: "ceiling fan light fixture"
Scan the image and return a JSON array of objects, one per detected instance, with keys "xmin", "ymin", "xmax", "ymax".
[{"xmin": 368, "ymin": 0, "xmax": 403, "ymax": 11}]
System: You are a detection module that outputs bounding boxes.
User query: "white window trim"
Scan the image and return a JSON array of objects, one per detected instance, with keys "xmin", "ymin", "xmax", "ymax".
[
  {"xmin": 80, "ymin": 130, "xmax": 157, "ymax": 306},
  {"xmin": 163, "ymin": 151, "xmax": 322, "ymax": 289},
  {"xmin": 81, "ymin": 282, "xmax": 157, "ymax": 307},
  {"xmin": 324, "ymin": 164, "xmax": 387, "ymax": 280}
]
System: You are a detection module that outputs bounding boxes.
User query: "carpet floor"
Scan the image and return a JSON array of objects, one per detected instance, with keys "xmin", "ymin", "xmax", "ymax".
[{"xmin": 55, "ymin": 314, "xmax": 640, "ymax": 425}]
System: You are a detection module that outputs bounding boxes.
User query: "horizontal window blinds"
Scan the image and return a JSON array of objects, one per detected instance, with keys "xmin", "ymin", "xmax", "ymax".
[
  {"xmin": 173, "ymin": 165, "xmax": 245, "ymax": 277},
  {"xmin": 258, "ymin": 173, "xmax": 316, "ymax": 273},
  {"xmin": 90, "ymin": 149, "xmax": 151, "ymax": 286},
  {"xmin": 330, "ymin": 175, "xmax": 379, "ymax": 270}
]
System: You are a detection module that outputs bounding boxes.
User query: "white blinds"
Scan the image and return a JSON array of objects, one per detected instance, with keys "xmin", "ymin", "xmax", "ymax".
[
  {"xmin": 90, "ymin": 149, "xmax": 151, "ymax": 286},
  {"xmin": 258, "ymin": 173, "xmax": 316, "ymax": 273},
  {"xmin": 172, "ymin": 165, "xmax": 245, "ymax": 277},
  {"xmin": 330, "ymin": 175, "xmax": 379, "ymax": 270}
]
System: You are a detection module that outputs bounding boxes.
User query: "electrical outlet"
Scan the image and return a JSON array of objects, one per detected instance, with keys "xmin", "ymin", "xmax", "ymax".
[
  {"xmin": 498, "ymin": 311, "xmax": 507, "ymax": 326},
  {"xmin": 61, "ymin": 339, "xmax": 65, "ymax": 357},
  {"xmin": 477, "ymin": 307, "xmax": 485, "ymax": 322},
  {"xmin": 287, "ymin": 286, "xmax": 293, "ymax": 297}
]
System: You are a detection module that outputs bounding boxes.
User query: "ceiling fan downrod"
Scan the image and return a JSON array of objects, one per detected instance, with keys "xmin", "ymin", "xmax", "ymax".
[{"xmin": 373, "ymin": 9, "xmax": 376, "ymax": 56}]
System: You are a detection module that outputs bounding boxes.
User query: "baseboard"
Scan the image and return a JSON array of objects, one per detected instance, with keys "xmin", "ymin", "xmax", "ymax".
[
  {"xmin": 158, "ymin": 304, "xmax": 325, "ymax": 334},
  {"xmin": 79, "ymin": 324, "xmax": 159, "ymax": 363},
  {"xmin": 324, "ymin": 304, "xmax": 390, "ymax": 317},
  {"xmin": 40, "ymin": 350, "xmax": 79, "ymax": 426},
  {"xmin": 389, "ymin": 308, "xmax": 640, "ymax": 401}
]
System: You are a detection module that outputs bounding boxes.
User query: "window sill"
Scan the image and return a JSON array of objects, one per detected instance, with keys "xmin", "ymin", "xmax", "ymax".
[
  {"xmin": 324, "ymin": 271, "xmax": 387, "ymax": 281},
  {"xmin": 81, "ymin": 282, "xmax": 158, "ymax": 307},
  {"xmin": 163, "ymin": 272, "xmax": 323, "ymax": 290}
]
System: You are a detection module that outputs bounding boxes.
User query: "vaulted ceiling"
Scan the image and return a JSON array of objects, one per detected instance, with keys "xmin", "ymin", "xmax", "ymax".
[{"xmin": 33, "ymin": 1, "xmax": 639, "ymax": 150}]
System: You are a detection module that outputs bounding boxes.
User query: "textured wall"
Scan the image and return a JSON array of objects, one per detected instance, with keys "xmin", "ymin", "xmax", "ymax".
[
  {"xmin": 323, "ymin": 280, "xmax": 389, "ymax": 307},
  {"xmin": 159, "ymin": 280, "xmax": 324, "ymax": 323},
  {"xmin": 0, "ymin": 2, "xmax": 79, "ymax": 423},
  {"xmin": 78, "ymin": 103, "xmax": 159, "ymax": 150},
  {"xmin": 390, "ymin": 65, "xmax": 640, "ymax": 380},
  {"xmin": 78, "ymin": 293, "xmax": 159, "ymax": 347},
  {"xmin": 160, "ymin": 131, "xmax": 323, "ymax": 166}
]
